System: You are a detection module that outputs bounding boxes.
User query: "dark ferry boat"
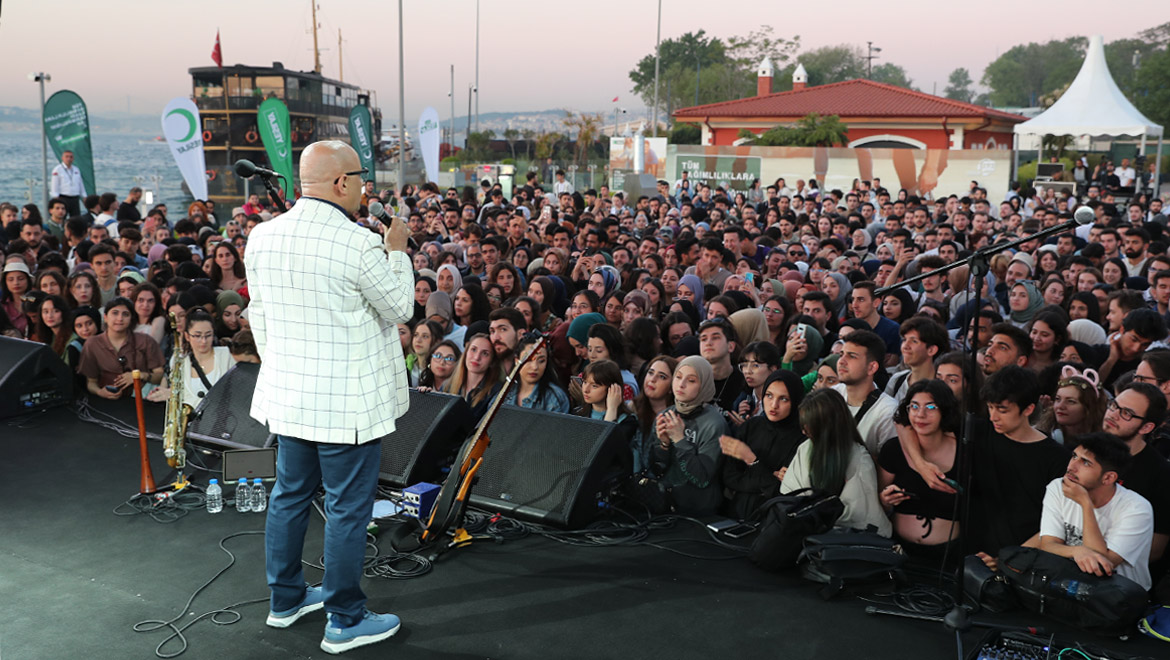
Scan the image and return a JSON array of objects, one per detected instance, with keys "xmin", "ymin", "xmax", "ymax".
[{"xmin": 188, "ymin": 61, "xmax": 381, "ymax": 205}]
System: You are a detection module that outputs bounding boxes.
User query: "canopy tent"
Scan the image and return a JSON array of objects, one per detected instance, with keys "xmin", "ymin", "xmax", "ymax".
[{"xmin": 1012, "ymin": 35, "xmax": 1163, "ymax": 195}]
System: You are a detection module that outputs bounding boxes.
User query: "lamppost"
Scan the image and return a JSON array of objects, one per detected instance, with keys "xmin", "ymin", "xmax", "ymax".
[
  {"xmin": 651, "ymin": 0, "xmax": 661, "ymax": 138},
  {"xmin": 397, "ymin": 0, "xmax": 406, "ymax": 195},
  {"xmin": 588, "ymin": 164, "xmax": 596, "ymax": 190},
  {"xmin": 28, "ymin": 71, "xmax": 51, "ymax": 213},
  {"xmin": 568, "ymin": 164, "xmax": 578, "ymax": 191},
  {"xmin": 866, "ymin": 42, "xmax": 882, "ymax": 78}
]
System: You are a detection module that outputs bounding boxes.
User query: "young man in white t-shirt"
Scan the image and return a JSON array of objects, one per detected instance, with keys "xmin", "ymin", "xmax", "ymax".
[{"xmin": 1038, "ymin": 432, "xmax": 1154, "ymax": 591}]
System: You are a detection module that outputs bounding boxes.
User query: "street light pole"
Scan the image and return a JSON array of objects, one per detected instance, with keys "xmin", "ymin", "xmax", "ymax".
[
  {"xmin": 866, "ymin": 42, "xmax": 881, "ymax": 78},
  {"xmin": 397, "ymin": 0, "xmax": 406, "ymax": 198},
  {"xmin": 474, "ymin": 0, "xmax": 480, "ymax": 134},
  {"xmin": 449, "ymin": 64, "xmax": 455, "ymax": 154},
  {"xmin": 651, "ymin": 0, "xmax": 661, "ymax": 138},
  {"xmin": 29, "ymin": 72, "xmax": 51, "ymax": 214}
]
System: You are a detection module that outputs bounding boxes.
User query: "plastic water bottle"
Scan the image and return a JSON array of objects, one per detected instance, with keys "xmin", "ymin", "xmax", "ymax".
[
  {"xmin": 235, "ymin": 478, "xmax": 252, "ymax": 512},
  {"xmin": 251, "ymin": 478, "xmax": 267, "ymax": 513},
  {"xmin": 206, "ymin": 479, "xmax": 223, "ymax": 514},
  {"xmin": 1052, "ymin": 577, "xmax": 1091, "ymax": 601}
]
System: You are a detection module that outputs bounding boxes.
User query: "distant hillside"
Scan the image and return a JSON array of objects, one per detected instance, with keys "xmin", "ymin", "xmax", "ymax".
[
  {"xmin": 0, "ymin": 106, "xmax": 160, "ymax": 133},
  {"xmin": 0, "ymin": 105, "xmax": 614, "ymax": 136}
]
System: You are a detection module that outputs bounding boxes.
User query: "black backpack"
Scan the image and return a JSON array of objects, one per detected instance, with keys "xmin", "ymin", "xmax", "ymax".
[
  {"xmin": 998, "ymin": 545, "xmax": 1149, "ymax": 636},
  {"xmin": 748, "ymin": 489, "xmax": 844, "ymax": 572},
  {"xmin": 798, "ymin": 527, "xmax": 906, "ymax": 598}
]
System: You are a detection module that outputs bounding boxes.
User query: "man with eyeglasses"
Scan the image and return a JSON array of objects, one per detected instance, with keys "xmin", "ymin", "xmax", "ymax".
[
  {"xmin": 246, "ymin": 141, "xmax": 413, "ymax": 653},
  {"xmin": 1100, "ymin": 382, "xmax": 1170, "ymax": 567}
]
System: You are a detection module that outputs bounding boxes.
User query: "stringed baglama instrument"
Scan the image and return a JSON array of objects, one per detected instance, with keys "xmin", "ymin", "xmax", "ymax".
[{"xmin": 418, "ymin": 333, "xmax": 549, "ymax": 554}]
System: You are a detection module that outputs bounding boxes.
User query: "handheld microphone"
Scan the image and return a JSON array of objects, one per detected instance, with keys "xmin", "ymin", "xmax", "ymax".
[
  {"xmin": 1073, "ymin": 205, "xmax": 1095, "ymax": 226},
  {"xmin": 233, "ymin": 159, "xmax": 278, "ymax": 179},
  {"xmin": 368, "ymin": 201, "xmax": 417, "ymax": 250},
  {"xmin": 367, "ymin": 200, "xmax": 394, "ymax": 226}
]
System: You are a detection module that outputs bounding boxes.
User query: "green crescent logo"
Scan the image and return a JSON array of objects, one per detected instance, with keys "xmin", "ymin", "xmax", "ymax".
[{"xmin": 166, "ymin": 108, "xmax": 198, "ymax": 142}]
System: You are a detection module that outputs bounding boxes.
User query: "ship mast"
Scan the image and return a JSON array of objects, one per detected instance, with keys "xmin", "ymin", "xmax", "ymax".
[
  {"xmin": 311, "ymin": 1, "xmax": 322, "ymax": 74},
  {"xmin": 338, "ymin": 29, "xmax": 343, "ymax": 81}
]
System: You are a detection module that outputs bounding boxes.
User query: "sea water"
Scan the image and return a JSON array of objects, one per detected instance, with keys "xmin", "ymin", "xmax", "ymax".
[{"xmin": 0, "ymin": 130, "xmax": 192, "ymax": 211}]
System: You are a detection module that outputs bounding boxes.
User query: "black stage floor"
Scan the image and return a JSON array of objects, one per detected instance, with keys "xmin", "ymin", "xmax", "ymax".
[{"xmin": 1, "ymin": 399, "xmax": 1164, "ymax": 660}]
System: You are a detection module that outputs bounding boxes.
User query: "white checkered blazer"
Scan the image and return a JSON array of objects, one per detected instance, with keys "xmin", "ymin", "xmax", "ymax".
[{"xmin": 245, "ymin": 197, "xmax": 414, "ymax": 444}]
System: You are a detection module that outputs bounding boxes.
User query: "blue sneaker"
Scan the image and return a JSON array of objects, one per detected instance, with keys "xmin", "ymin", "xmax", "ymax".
[
  {"xmin": 320, "ymin": 610, "xmax": 401, "ymax": 654},
  {"xmin": 266, "ymin": 586, "xmax": 324, "ymax": 628}
]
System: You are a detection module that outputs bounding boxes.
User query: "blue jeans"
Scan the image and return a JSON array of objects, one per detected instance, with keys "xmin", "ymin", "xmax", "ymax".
[{"xmin": 265, "ymin": 435, "xmax": 382, "ymax": 627}]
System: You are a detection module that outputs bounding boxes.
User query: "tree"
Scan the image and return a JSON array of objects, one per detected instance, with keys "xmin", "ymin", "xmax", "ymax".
[
  {"xmin": 502, "ymin": 127, "xmax": 520, "ymax": 160},
  {"xmin": 869, "ymin": 63, "xmax": 914, "ymax": 88},
  {"xmin": 562, "ymin": 111, "xmax": 605, "ymax": 164},
  {"xmin": 629, "ymin": 31, "xmax": 730, "ymax": 108},
  {"xmin": 1131, "ymin": 45, "xmax": 1170, "ymax": 134},
  {"xmin": 520, "ymin": 128, "xmax": 535, "ymax": 160},
  {"xmin": 669, "ymin": 123, "xmax": 701, "ymax": 145},
  {"xmin": 534, "ymin": 131, "xmax": 562, "ymax": 160},
  {"xmin": 466, "ymin": 130, "xmax": 495, "ymax": 161},
  {"xmin": 943, "ymin": 68, "xmax": 974, "ymax": 102},
  {"xmin": 738, "ymin": 113, "xmax": 849, "ymax": 147},
  {"xmin": 980, "ymin": 38, "xmax": 1086, "ymax": 107},
  {"xmin": 773, "ymin": 45, "xmax": 865, "ymax": 91},
  {"xmin": 724, "ymin": 25, "xmax": 800, "ymax": 74}
]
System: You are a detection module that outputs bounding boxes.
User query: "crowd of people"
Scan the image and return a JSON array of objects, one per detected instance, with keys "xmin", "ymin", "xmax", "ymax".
[{"xmin": 4, "ymin": 152, "xmax": 1170, "ymax": 601}]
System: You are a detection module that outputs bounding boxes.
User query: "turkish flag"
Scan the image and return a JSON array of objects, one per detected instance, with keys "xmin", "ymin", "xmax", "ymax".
[
  {"xmin": 612, "ymin": 96, "xmax": 619, "ymax": 102},
  {"xmin": 212, "ymin": 30, "xmax": 223, "ymax": 68}
]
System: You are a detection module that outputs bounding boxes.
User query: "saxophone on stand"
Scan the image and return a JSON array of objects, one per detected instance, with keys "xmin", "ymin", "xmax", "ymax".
[{"xmin": 163, "ymin": 312, "xmax": 194, "ymax": 488}]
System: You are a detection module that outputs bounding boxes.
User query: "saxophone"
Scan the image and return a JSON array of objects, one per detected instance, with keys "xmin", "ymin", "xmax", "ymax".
[{"xmin": 163, "ymin": 312, "xmax": 193, "ymax": 470}]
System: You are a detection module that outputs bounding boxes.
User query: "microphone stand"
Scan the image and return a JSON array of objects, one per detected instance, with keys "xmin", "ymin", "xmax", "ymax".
[
  {"xmin": 255, "ymin": 173, "xmax": 288, "ymax": 213},
  {"xmin": 869, "ymin": 218, "xmax": 1080, "ymax": 657}
]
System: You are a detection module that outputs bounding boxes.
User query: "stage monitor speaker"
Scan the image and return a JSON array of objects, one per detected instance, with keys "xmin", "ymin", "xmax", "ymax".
[
  {"xmin": 0, "ymin": 336, "xmax": 73, "ymax": 420},
  {"xmin": 378, "ymin": 389, "xmax": 474, "ymax": 487},
  {"xmin": 469, "ymin": 406, "xmax": 627, "ymax": 529},
  {"xmin": 185, "ymin": 362, "xmax": 274, "ymax": 450}
]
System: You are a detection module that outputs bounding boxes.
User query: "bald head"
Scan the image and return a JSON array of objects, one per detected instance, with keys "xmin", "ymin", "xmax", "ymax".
[{"xmin": 300, "ymin": 140, "xmax": 363, "ymax": 213}]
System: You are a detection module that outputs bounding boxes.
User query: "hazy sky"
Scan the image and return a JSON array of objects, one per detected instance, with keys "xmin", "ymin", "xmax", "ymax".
[{"xmin": 2, "ymin": 0, "xmax": 1166, "ymax": 122}]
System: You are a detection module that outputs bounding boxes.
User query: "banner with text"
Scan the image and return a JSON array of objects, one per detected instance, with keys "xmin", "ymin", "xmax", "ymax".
[
  {"xmin": 161, "ymin": 97, "xmax": 208, "ymax": 201},
  {"xmin": 417, "ymin": 106, "xmax": 441, "ymax": 184},
  {"xmin": 43, "ymin": 90, "xmax": 96, "ymax": 196},
  {"xmin": 348, "ymin": 104, "xmax": 376, "ymax": 183},
  {"xmin": 257, "ymin": 98, "xmax": 294, "ymax": 197}
]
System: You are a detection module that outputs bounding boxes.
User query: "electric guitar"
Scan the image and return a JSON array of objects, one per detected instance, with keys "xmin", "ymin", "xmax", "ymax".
[{"xmin": 418, "ymin": 333, "xmax": 550, "ymax": 553}]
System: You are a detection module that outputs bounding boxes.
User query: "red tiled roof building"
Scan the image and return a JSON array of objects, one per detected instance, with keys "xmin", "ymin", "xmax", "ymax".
[{"xmin": 673, "ymin": 60, "xmax": 1026, "ymax": 151}]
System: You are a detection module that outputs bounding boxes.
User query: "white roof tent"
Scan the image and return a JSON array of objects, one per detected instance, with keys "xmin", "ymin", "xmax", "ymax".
[{"xmin": 1012, "ymin": 35, "xmax": 1163, "ymax": 195}]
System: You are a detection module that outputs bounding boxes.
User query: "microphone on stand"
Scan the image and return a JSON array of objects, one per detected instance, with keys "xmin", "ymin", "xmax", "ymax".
[
  {"xmin": 233, "ymin": 159, "xmax": 279, "ymax": 179},
  {"xmin": 1073, "ymin": 204, "xmax": 1095, "ymax": 226}
]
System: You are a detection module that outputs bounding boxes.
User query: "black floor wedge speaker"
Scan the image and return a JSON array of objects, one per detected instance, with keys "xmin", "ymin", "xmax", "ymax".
[
  {"xmin": 378, "ymin": 389, "xmax": 474, "ymax": 487},
  {"xmin": 185, "ymin": 362, "xmax": 274, "ymax": 450},
  {"xmin": 469, "ymin": 405, "xmax": 628, "ymax": 528},
  {"xmin": 0, "ymin": 337, "xmax": 73, "ymax": 420}
]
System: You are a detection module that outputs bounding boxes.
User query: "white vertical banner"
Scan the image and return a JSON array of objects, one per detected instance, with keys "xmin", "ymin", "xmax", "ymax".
[
  {"xmin": 161, "ymin": 97, "xmax": 209, "ymax": 200},
  {"xmin": 417, "ymin": 106, "xmax": 441, "ymax": 184}
]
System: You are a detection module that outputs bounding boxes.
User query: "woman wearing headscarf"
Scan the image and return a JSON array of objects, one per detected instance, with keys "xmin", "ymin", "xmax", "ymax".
[
  {"xmin": 1067, "ymin": 318, "xmax": 1107, "ymax": 347},
  {"xmin": 588, "ymin": 265, "xmax": 621, "ymax": 301},
  {"xmin": 669, "ymin": 299, "xmax": 702, "ymax": 329},
  {"xmin": 781, "ymin": 320, "xmax": 825, "ymax": 379},
  {"xmin": 436, "ymin": 263, "xmax": 463, "ymax": 296},
  {"xmin": 729, "ymin": 308, "xmax": 769, "ymax": 346},
  {"xmin": 147, "ymin": 243, "xmax": 168, "ymax": 266},
  {"xmin": 648, "ymin": 355, "xmax": 730, "ymax": 515},
  {"xmin": 1006, "ymin": 280, "xmax": 1043, "ymax": 328},
  {"xmin": 676, "ymin": 273, "xmax": 706, "ymax": 317},
  {"xmin": 720, "ymin": 370, "xmax": 807, "ymax": 519},
  {"xmin": 620, "ymin": 290, "xmax": 652, "ymax": 330},
  {"xmin": 821, "ymin": 272, "xmax": 852, "ymax": 322}
]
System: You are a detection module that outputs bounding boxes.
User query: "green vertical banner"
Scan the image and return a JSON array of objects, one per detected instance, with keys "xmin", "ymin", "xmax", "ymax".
[
  {"xmin": 348, "ymin": 105, "xmax": 375, "ymax": 183},
  {"xmin": 257, "ymin": 98, "xmax": 294, "ymax": 197},
  {"xmin": 43, "ymin": 90, "xmax": 96, "ymax": 195}
]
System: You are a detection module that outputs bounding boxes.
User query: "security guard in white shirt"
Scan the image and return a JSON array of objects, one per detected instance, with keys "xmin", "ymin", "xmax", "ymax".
[{"xmin": 49, "ymin": 150, "xmax": 87, "ymax": 216}]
